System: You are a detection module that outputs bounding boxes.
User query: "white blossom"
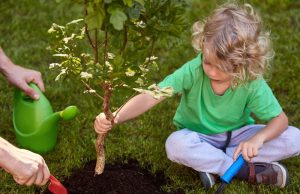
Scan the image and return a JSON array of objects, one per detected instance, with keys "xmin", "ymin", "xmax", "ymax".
[
  {"xmin": 48, "ymin": 26, "xmax": 56, "ymax": 34},
  {"xmin": 63, "ymin": 33, "xmax": 76, "ymax": 43},
  {"xmin": 49, "ymin": 63, "xmax": 61, "ymax": 69},
  {"xmin": 55, "ymin": 69, "xmax": 67, "ymax": 81},
  {"xmin": 134, "ymin": 20, "xmax": 146, "ymax": 28},
  {"xmin": 80, "ymin": 72, "xmax": 93, "ymax": 80},
  {"xmin": 125, "ymin": 68, "xmax": 135, "ymax": 77},
  {"xmin": 66, "ymin": 19, "xmax": 84, "ymax": 25},
  {"xmin": 107, "ymin": 52, "xmax": 115, "ymax": 59},
  {"xmin": 105, "ymin": 61, "xmax": 113, "ymax": 71},
  {"xmin": 150, "ymin": 56, "xmax": 158, "ymax": 61},
  {"xmin": 135, "ymin": 78, "xmax": 144, "ymax": 86},
  {"xmin": 53, "ymin": 53, "xmax": 68, "ymax": 57},
  {"xmin": 145, "ymin": 56, "xmax": 158, "ymax": 63},
  {"xmin": 83, "ymin": 89, "xmax": 96, "ymax": 94}
]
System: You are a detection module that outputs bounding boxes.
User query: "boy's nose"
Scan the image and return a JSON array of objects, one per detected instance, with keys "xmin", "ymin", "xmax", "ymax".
[{"xmin": 208, "ymin": 68, "xmax": 218, "ymax": 77}]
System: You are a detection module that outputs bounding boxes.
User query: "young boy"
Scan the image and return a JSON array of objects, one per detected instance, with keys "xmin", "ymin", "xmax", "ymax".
[{"xmin": 94, "ymin": 3, "xmax": 300, "ymax": 189}]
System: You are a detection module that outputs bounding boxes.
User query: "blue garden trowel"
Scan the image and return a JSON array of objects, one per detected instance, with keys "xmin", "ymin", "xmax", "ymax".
[{"xmin": 215, "ymin": 155, "xmax": 246, "ymax": 194}]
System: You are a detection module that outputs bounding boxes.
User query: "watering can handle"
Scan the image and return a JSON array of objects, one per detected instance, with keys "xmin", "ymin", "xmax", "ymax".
[{"xmin": 18, "ymin": 83, "xmax": 42, "ymax": 102}]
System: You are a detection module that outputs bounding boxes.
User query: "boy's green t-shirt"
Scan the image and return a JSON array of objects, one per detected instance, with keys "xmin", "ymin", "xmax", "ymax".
[{"xmin": 158, "ymin": 54, "xmax": 282, "ymax": 135}]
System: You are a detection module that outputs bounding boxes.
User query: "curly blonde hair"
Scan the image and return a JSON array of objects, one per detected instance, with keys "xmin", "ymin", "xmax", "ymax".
[{"xmin": 191, "ymin": 3, "xmax": 274, "ymax": 86}]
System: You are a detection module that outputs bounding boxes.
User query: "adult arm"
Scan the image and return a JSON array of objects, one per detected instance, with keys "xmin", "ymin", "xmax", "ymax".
[{"xmin": 0, "ymin": 137, "xmax": 50, "ymax": 186}]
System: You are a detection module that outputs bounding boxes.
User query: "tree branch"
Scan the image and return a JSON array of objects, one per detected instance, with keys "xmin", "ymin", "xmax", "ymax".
[
  {"xmin": 81, "ymin": 80, "xmax": 104, "ymax": 100},
  {"xmin": 120, "ymin": 25, "xmax": 128, "ymax": 55},
  {"xmin": 84, "ymin": 1, "xmax": 95, "ymax": 49},
  {"xmin": 103, "ymin": 27, "xmax": 108, "ymax": 65},
  {"xmin": 94, "ymin": 29, "xmax": 98, "ymax": 63},
  {"xmin": 84, "ymin": 24, "xmax": 95, "ymax": 49}
]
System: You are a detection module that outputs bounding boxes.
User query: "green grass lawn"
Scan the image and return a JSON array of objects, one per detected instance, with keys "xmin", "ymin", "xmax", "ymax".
[{"xmin": 0, "ymin": 0, "xmax": 299, "ymax": 193}]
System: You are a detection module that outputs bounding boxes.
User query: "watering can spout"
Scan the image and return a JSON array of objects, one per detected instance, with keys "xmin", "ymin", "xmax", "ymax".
[
  {"xmin": 40, "ymin": 106, "xmax": 79, "ymax": 133},
  {"xmin": 39, "ymin": 106, "xmax": 79, "ymax": 137},
  {"xmin": 13, "ymin": 83, "xmax": 79, "ymax": 153},
  {"xmin": 59, "ymin": 106, "xmax": 79, "ymax": 121}
]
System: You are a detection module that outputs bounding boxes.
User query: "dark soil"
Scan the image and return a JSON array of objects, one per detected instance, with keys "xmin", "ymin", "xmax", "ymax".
[{"xmin": 43, "ymin": 159, "xmax": 184, "ymax": 194}]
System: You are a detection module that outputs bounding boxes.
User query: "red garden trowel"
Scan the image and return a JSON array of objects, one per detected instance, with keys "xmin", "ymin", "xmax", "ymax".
[{"xmin": 48, "ymin": 175, "xmax": 68, "ymax": 194}]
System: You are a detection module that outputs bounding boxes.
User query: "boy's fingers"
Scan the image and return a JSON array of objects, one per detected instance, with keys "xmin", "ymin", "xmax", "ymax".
[
  {"xmin": 94, "ymin": 121, "xmax": 110, "ymax": 134},
  {"xmin": 233, "ymin": 145, "xmax": 241, "ymax": 161},
  {"xmin": 252, "ymin": 148, "xmax": 258, "ymax": 157},
  {"xmin": 248, "ymin": 147, "xmax": 253, "ymax": 159},
  {"xmin": 100, "ymin": 119, "xmax": 111, "ymax": 125},
  {"xmin": 96, "ymin": 113, "xmax": 111, "ymax": 124},
  {"xmin": 242, "ymin": 147, "xmax": 250, "ymax": 162},
  {"xmin": 100, "ymin": 123, "xmax": 112, "ymax": 129},
  {"xmin": 94, "ymin": 121, "xmax": 101, "ymax": 132},
  {"xmin": 95, "ymin": 118, "xmax": 111, "ymax": 129}
]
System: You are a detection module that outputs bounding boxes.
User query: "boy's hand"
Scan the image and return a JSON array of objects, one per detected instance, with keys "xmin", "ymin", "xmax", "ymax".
[
  {"xmin": 94, "ymin": 112, "xmax": 119, "ymax": 134},
  {"xmin": 233, "ymin": 137, "xmax": 264, "ymax": 162}
]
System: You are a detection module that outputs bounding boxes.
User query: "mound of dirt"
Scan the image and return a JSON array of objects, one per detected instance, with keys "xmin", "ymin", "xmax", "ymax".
[{"xmin": 44, "ymin": 159, "xmax": 184, "ymax": 194}]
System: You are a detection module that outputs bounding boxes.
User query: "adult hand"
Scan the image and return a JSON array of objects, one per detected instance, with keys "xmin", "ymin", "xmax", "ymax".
[
  {"xmin": 233, "ymin": 136, "xmax": 264, "ymax": 162},
  {"xmin": 0, "ymin": 48, "xmax": 45, "ymax": 100},
  {"xmin": 4, "ymin": 64, "xmax": 45, "ymax": 100},
  {"xmin": 0, "ymin": 138, "xmax": 50, "ymax": 186},
  {"xmin": 94, "ymin": 112, "xmax": 119, "ymax": 134}
]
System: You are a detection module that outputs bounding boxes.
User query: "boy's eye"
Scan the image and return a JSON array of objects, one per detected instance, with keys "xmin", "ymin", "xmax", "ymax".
[{"xmin": 204, "ymin": 61, "xmax": 211, "ymax": 65}]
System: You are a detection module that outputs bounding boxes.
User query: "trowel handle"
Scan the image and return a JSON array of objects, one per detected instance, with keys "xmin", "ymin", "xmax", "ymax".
[{"xmin": 221, "ymin": 155, "xmax": 245, "ymax": 184}]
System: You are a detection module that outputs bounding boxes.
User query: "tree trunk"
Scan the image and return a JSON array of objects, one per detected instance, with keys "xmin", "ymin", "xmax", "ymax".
[{"xmin": 95, "ymin": 83, "xmax": 113, "ymax": 175}]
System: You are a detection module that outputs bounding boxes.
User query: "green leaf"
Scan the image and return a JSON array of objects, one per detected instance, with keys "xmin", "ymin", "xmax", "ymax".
[
  {"xmin": 109, "ymin": 9, "xmax": 127, "ymax": 30},
  {"xmin": 113, "ymin": 55, "xmax": 124, "ymax": 67},
  {"xmin": 85, "ymin": 3, "xmax": 105, "ymax": 30},
  {"xmin": 123, "ymin": 0, "xmax": 133, "ymax": 7},
  {"xmin": 127, "ymin": 6, "xmax": 140, "ymax": 19},
  {"xmin": 134, "ymin": 0, "xmax": 144, "ymax": 6}
]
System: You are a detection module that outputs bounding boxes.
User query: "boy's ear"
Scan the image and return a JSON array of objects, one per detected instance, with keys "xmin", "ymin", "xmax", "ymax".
[{"xmin": 200, "ymin": 37, "xmax": 205, "ymax": 50}]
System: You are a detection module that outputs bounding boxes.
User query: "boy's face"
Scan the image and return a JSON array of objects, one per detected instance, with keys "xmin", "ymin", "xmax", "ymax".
[{"xmin": 202, "ymin": 43, "xmax": 232, "ymax": 83}]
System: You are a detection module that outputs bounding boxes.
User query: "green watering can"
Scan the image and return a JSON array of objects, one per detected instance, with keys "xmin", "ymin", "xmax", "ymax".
[{"xmin": 13, "ymin": 83, "xmax": 79, "ymax": 153}]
